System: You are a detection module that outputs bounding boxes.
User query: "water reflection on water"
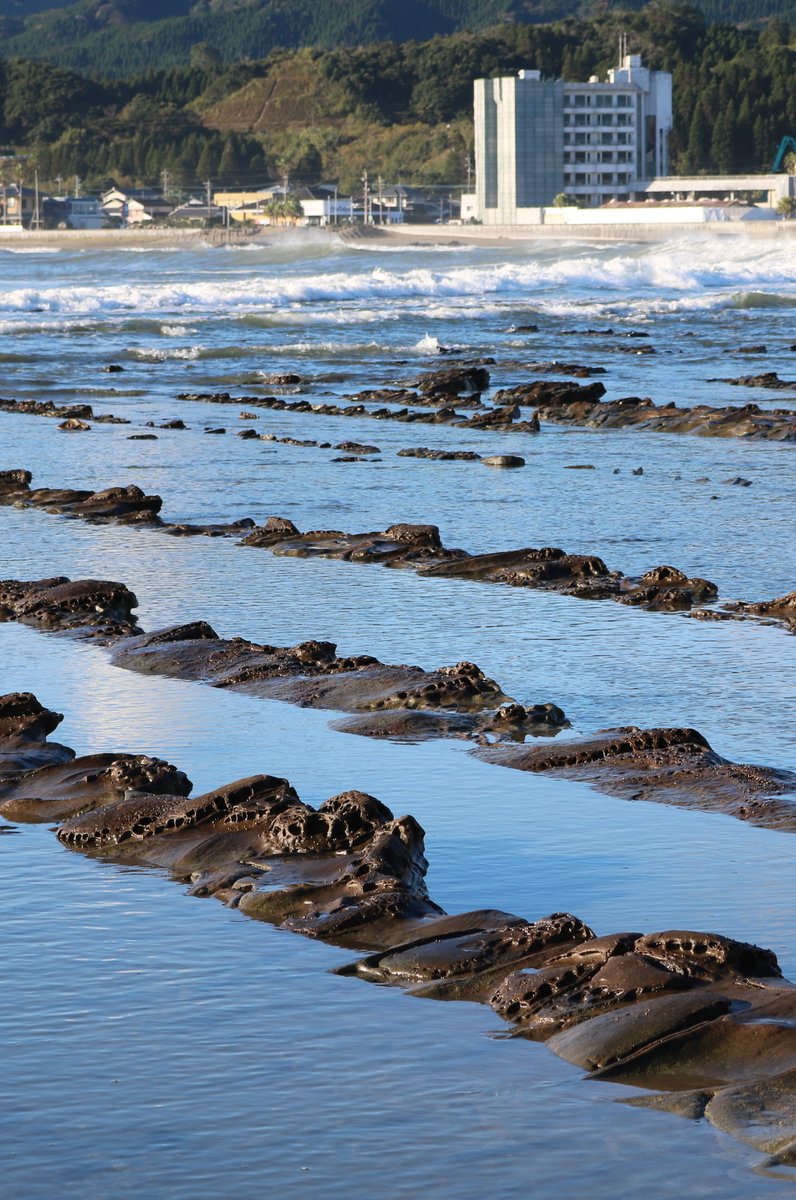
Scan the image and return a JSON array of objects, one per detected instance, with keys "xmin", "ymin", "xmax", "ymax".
[{"xmin": 3, "ymin": 234, "xmax": 796, "ymax": 1196}]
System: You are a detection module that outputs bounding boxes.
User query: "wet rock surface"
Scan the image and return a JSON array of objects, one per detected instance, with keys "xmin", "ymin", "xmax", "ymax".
[
  {"xmin": 1, "ymin": 572, "xmax": 793, "ymax": 830},
  {"xmin": 0, "ymin": 752, "xmax": 192, "ymax": 823},
  {"xmin": 476, "ymin": 726, "xmax": 796, "ymax": 830},
  {"xmin": 0, "ymin": 397, "xmax": 129, "ymax": 424},
  {"xmin": 175, "ymin": 390, "xmax": 542, "ymax": 433},
  {"xmin": 0, "ymin": 692, "xmax": 73, "ymax": 776},
  {"xmin": 722, "ymin": 588, "xmax": 796, "ymax": 632},
  {"xmin": 535, "ymin": 392, "xmax": 796, "ymax": 441},
  {"xmin": 708, "ymin": 372, "xmax": 796, "ymax": 391},
  {"xmin": 0, "ymin": 576, "xmax": 140, "ymax": 638},
  {"xmin": 0, "ymin": 580, "xmax": 561, "ymax": 746},
  {"xmin": 397, "ymin": 446, "xmax": 481, "ymax": 461},
  {"xmin": 409, "ymin": 364, "xmax": 491, "ymax": 396},
  {"xmin": 111, "ymin": 624, "xmax": 519, "ymax": 725},
  {"xmin": 482, "ymin": 454, "xmax": 526, "ymax": 468},
  {"xmin": 0, "ymin": 470, "xmax": 163, "ymax": 524},
  {"xmin": 4, "ymin": 689, "xmax": 796, "ymax": 1167},
  {"xmin": 495, "ymin": 379, "xmax": 607, "ymax": 406},
  {"xmin": 13, "ymin": 467, "xmax": 796, "ymax": 641},
  {"xmin": 167, "ymin": 372, "xmax": 796, "ymax": 442}
]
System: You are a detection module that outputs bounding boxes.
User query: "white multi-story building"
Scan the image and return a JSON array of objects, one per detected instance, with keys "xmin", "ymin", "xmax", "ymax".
[{"xmin": 473, "ymin": 54, "xmax": 672, "ymax": 222}]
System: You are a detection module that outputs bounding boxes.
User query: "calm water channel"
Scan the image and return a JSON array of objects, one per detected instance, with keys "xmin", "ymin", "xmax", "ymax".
[{"xmin": 2, "ymin": 232, "xmax": 796, "ymax": 1197}]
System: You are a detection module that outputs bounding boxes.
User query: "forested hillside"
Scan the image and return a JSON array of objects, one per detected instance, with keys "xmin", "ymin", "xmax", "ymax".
[
  {"xmin": 0, "ymin": 0, "xmax": 794, "ymax": 75},
  {"xmin": 0, "ymin": 5, "xmax": 793, "ymax": 194}
]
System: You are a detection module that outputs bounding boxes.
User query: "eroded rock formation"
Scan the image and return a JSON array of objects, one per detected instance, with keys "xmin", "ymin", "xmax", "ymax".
[
  {"xmin": 535, "ymin": 393, "xmax": 796, "ymax": 442},
  {"xmin": 0, "ymin": 579, "xmax": 565, "ymax": 746},
  {"xmin": 0, "ymin": 397, "xmax": 129, "ymax": 424},
  {"xmin": 3, "ymin": 690, "xmax": 796, "ymax": 1171},
  {"xmin": 1, "ymin": 575, "xmax": 794, "ymax": 829},
  {"xmin": 0, "ymin": 470, "xmax": 723, "ymax": 620},
  {"xmin": 476, "ymin": 726, "xmax": 796, "ymax": 831}
]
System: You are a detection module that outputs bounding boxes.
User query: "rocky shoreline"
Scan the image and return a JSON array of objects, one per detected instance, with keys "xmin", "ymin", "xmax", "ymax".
[
  {"xmin": 4, "ymin": 687, "xmax": 796, "ymax": 1169},
  {"xmin": 3, "ymin": 468, "xmax": 796, "ymax": 638},
  {"xmin": 2, "ymin": 569, "xmax": 795, "ymax": 831},
  {"xmin": 4, "ymin": 358, "xmax": 796, "ymax": 448},
  {"xmin": 174, "ymin": 364, "xmax": 796, "ymax": 445}
]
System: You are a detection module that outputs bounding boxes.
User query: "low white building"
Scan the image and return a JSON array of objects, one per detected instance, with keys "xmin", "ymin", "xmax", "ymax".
[
  {"xmin": 299, "ymin": 196, "xmax": 354, "ymax": 225},
  {"xmin": 544, "ymin": 200, "xmax": 782, "ymax": 225}
]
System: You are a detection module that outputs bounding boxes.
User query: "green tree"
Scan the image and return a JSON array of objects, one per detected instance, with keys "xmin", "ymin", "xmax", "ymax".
[
  {"xmin": 196, "ymin": 139, "xmax": 218, "ymax": 181},
  {"xmin": 687, "ymin": 99, "xmax": 712, "ymax": 172},
  {"xmin": 711, "ymin": 100, "xmax": 736, "ymax": 172}
]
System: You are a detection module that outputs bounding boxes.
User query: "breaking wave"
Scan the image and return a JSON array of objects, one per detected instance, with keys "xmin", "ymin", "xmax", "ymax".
[{"xmin": 0, "ymin": 239, "xmax": 794, "ymax": 322}]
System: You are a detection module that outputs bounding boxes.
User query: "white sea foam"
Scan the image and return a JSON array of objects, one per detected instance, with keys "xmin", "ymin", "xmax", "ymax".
[
  {"xmin": 1, "ymin": 238, "xmax": 794, "ymax": 322},
  {"xmin": 414, "ymin": 334, "xmax": 443, "ymax": 354},
  {"xmin": 159, "ymin": 324, "xmax": 198, "ymax": 337},
  {"xmin": 0, "ymin": 246, "xmax": 60, "ymax": 255},
  {"xmin": 348, "ymin": 241, "xmax": 475, "ymax": 254},
  {"xmin": 126, "ymin": 345, "xmax": 203, "ymax": 361}
]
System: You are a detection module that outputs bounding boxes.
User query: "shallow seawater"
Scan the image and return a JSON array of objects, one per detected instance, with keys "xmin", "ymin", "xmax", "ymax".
[{"xmin": 2, "ymin": 232, "xmax": 796, "ymax": 1198}]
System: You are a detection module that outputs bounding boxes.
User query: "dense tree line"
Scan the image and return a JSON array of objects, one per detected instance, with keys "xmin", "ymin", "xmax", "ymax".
[
  {"xmin": 0, "ymin": 0, "xmax": 795, "ymax": 77},
  {"xmin": 0, "ymin": 5, "xmax": 793, "ymax": 191}
]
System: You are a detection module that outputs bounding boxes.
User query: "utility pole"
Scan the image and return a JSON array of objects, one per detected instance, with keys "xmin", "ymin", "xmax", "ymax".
[
  {"xmin": 33, "ymin": 169, "xmax": 40, "ymax": 230},
  {"xmin": 161, "ymin": 168, "xmax": 169, "ymax": 198},
  {"xmin": 332, "ymin": 182, "xmax": 338, "ymax": 227},
  {"xmin": 206, "ymin": 178, "xmax": 212, "ymax": 209},
  {"xmin": 362, "ymin": 169, "xmax": 369, "ymax": 225},
  {"xmin": 74, "ymin": 175, "xmax": 81, "ymax": 198},
  {"xmin": 377, "ymin": 174, "xmax": 384, "ymax": 225},
  {"xmin": 465, "ymin": 154, "xmax": 472, "ymax": 190}
]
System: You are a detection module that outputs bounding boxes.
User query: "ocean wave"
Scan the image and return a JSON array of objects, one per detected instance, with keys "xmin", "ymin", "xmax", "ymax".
[
  {"xmin": 126, "ymin": 345, "xmax": 203, "ymax": 361},
  {"xmin": 348, "ymin": 241, "xmax": 476, "ymax": 254},
  {"xmin": 1, "ymin": 239, "xmax": 794, "ymax": 319},
  {"xmin": 730, "ymin": 291, "xmax": 796, "ymax": 309},
  {"xmin": 237, "ymin": 310, "xmax": 389, "ymax": 328},
  {"xmin": 0, "ymin": 246, "xmax": 60, "ymax": 255}
]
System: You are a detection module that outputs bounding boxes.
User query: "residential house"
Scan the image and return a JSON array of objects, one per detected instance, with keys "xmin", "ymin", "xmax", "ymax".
[
  {"xmin": 0, "ymin": 183, "xmax": 38, "ymax": 228},
  {"xmin": 42, "ymin": 196, "xmax": 104, "ymax": 230},
  {"xmin": 167, "ymin": 198, "xmax": 224, "ymax": 225},
  {"xmin": 101, "ymin": 187, "xmax": 174, "ymax": 226}
]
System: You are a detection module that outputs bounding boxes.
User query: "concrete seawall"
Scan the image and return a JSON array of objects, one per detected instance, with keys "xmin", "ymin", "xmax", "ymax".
[
  {"xmin": 1, "ymin": 221, "xmax": 793, "ymax": 251},
  {"xmin": 372, "ymin": 220, "xmax": 796, "ymax": 245},
  {"xmin": 0, "ymin": 226, "xmax": 269, "ymax": 249}
]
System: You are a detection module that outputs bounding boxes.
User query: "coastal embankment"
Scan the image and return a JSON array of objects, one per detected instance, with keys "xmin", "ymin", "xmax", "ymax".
[
  {"xmin": 2, "ymin": 219, "xmax": 795, "ymax": 251},
  {"xmin": 365, "ymin": 220, "xmax": 796, "ymax": 246},
  {"xmin": 0, "ymin": 225, "xmax": 268, "ymax": 249}
]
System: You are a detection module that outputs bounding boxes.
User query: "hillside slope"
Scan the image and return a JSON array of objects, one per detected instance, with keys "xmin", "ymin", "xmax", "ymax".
[
  {"xmin": 1, "ymin": 0, "xmax": 795, "ymax": 76},
  {"xmin": 0, "ymin": 7, "xmax": 793, "ymax": 195}
]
